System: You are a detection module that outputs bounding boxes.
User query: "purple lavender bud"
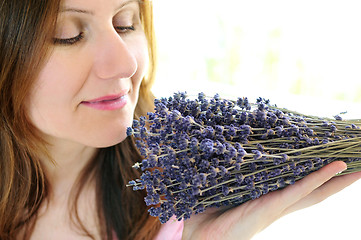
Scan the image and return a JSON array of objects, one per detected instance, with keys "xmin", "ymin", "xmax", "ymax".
[
  {"xmin": 233, "ymin": 142, "xmax": 241, "ymax": 150},
  {"xmin": 144, "ymin": 193, "xmax": 160, "ymax": 206},
  {"xmin": 199, "ymin": 139, "xmax": 215, "ymax": 156},
  {"xmin": 201, "ymin": 100, "xmax": 209, "ymax": 112},
  {"xmin": 236, "ymin": 97, "xmax": 244, "ymax": 108},
  {"xmin": 250, "ymin": 189, "xmax": 261, "ymax": 199},
  {"xmin": 133, "ymin": 185, "xmax": 145, "ymax": 191},
  {"xmin": 330, "ymin": 124, "xmax": 337, "ymax": 132},
  {"xmin": 322, "ymin": 138, "xmax": 329, "ymax": 144},
  {"xmin": 147, "ymin": 112, "xmax": 156, "ymax": 121},
  {"xmin": 192, "ymin": 175, "xmax": 202, "ymax": 187},
  {"xmin": 202, "ymin": 126, "xmax": 215, "ymax": 139},
  {"xmin": 240, "ymin": 125, "xmax": 252, "ymax": 137},
  {"xmin": 226, "ymin": 145, "xmax": 237, "ymax": 159},
  {"xmin": 217, "ymin": 166, "xmax": 228, "ymax": 176},
  {"xmin": 133, "ymin": 119, "xmax": 140, "ymax": 127},
  {"xmin": 191, "ymin": 186, "xmax": 200, "ymax": 196},
  {"xmin": 285, "ymin": 177, "xmax": 296, "ymax": 185},
  {"xmin": 178, "ymin": 137, "xmax": 189, "ymax": 151},
  {"xmin": 304, "ymin": 160, "xmax": 313, "ymax": 169},
  {"xmin": 211, "ymin": 158, "xmax": 220, "ymax": 167},
  {"xmin": 275, "ymin": 126, "xmax": 283, "ymax": 137},
  {"xmin": 199, "ymin": 173, "xmax": 207, "ymax": 185},
  {"xmin": 314, "ymin": 157, "xmax": 322, "ymax": 167},
  {"xmin": 148, "ymin": 207, "xmax": 161, "ymax": 217},
  {"xmin": 215, "ymin": 125, "xmax": 224, "ymax": 135},
  {"xmin": 136, "ymin": 116, "xmax": 146, "ymax": 127},
  {"xmin": 257, "ymin": 143, "xmax": 264, "ymax": 152},
  {"xmin": 313, "ymin": 138, "xmax": 320, "ymax": 145},
  {"xmin": 281, "ymin": 154, "xmax": 290, "ymax": 163},
  {"xmin": 222, "ymin": 186, "xmax": 230, "ymax": 196},
  {"xmin": 179, "ymin": 182, "xmax": 188, "ymax": 190},
  {"xmin": 141, "ymin": 159, "xmax": 149, "ymax": 170},
  {"xmin": 254, "ymin": 172, "xmax": 262, "ymax": 182},
  {"xmin": 252, "ymin": 150, "xmax": 262, "ymax": 160},
  {"xmin": 237, "ymin": 148, "xmax": 247, "ymax": 157},
  {"xmin": 139, "ymin": 126, "xmax": 147, "ymax": 139},
  {"xmin": 199, "ymin": 159, "xmax": 210, "ymax": 169},
  {"xmin": 273, "ymin": 157, "xmax": 282, "ymax": 165},
  {"xmin": 189, "ymin": 137, "xmax": 199, "ymax": 154},
  {"xmin": 268, "ymin": 169, "xmax": 282, "ymax": 178},
  {"xmin": 257, "ymin": 102, "xmax": 266, "ymax": 111},
  {"xmin": 194, "ymin": 204, "xmax": 205, "ymax": 214},
  {"xmin": 288, "ymin": 162, "xmax": 296, "ymax": 170},
  {"xmin": 261, "ymin": 183, "xmax": 269, "ymax": 194},
  {"xmin": 128, "ymin": 180, "xmax": 137, "ymax": 186},
  {"xmin": 283, "ymin": 117, "xmax": 291, "ymax": 126},
  {"xmin": 148, "ymin": 154, "xmax": 158, "ymax": 167},
  {"xmin": 182, "ymin": 207, "xmax": 193, "ymax": 220},
  {"xmin": 235, "ymin": 174, "xmax": 244, "ymax": 185},
  {"xmin": 293, "ymin": 165, "xmax": 305, "ymax": 176},
  {"xmin": 276, "ymin": 178, "xmax": 286, "ymax": 188},
  {"xmin": 246, "ymin": 182, "xmax": 255, "ymax": 190},
  {"xmin": 198, "ymin": 92, "xmax": 206, "ymax": 101},
  {"xmin": 166, "ymin": 147, "xmax": 176, "ymax": 160},
  {"xmin": 215, "ymin": 141, "xmax": 226, "ymax": 155},
  {"xmin": 126, "ymin": 127, "xmax": 134, "ymax": 136},
  {"xmin": 334, "ymin": 115, "xmax": 342, "ymax": 121},
  {"xmin": 159, "ymin": 183, "xmax": 167, "ymax": 194},
  {"xmin": 139, "ymin": 147, "xmax": 148, "ymax": 157},
  {"xmin": 268, "ymin": 113, "xmax": 278, "ymax": 126},
  {"xmin": 227, "ymin": 126, "xmax": 236, "ymax": 136},
  {"xmin": 249, "ymin": 162, "xmax": 257, "ymax": 171},
  {"xmin": 209, "ymin": 166, "xmax": 217, "ymax": 178}
]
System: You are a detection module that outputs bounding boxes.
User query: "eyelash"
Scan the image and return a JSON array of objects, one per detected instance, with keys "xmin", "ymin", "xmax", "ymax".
[
  {"xmin": 53, "ymin": 25, "xmax": 136, "ymax": 46},
  {"xmin": 53, "ymin": 32, "xmax": 84, "ymax": 45},
  {"xmin": 115, "ymin": 25, "xmax": 136, "ymax": 34}
]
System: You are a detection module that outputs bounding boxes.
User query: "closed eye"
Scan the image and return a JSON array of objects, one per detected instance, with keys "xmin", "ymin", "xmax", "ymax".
[
  {"xmin": 53, "ymin": 32, "xmax": 84, "ymax": 45},
  {"xmin": 115, "ymin": 25, "xmax": 135, "ymax": 34}
]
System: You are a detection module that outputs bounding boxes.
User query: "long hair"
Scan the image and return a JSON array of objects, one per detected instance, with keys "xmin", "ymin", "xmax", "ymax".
[{"xmin": 0, "ymin": 0, "xmax": 160, "ymax": 239}]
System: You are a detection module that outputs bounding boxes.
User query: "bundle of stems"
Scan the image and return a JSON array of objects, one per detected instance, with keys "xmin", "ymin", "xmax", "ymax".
[{"xmin": 126, "ymin": 92, "xmax": 361, "ymax": 224}]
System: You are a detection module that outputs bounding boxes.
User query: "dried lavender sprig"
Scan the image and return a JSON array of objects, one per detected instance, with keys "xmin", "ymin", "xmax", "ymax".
[{"xmin": 127, "ymin": 92, "xmax": 361, "ymax": 224}]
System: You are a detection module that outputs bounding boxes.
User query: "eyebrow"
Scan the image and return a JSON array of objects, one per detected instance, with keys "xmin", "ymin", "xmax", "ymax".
[{"xmin": 60, "ymin": 0, "xmax": 141, "ymax": 15}]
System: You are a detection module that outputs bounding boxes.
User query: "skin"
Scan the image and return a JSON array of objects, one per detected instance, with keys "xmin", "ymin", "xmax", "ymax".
[{"xmin": 23, "ymin": 0, "xmax": 361, "ymax": 239}]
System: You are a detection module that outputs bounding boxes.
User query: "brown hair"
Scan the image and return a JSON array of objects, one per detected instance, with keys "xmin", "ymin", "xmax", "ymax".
[{"xmin": 0, "ymin": 0, "xmax": 160, "ymax": 239}]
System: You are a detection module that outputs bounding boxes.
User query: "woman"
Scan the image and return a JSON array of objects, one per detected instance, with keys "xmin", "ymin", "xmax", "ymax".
[{"xmin": 0, "ymin": 0, "xmax": 360, "ymax": 239}]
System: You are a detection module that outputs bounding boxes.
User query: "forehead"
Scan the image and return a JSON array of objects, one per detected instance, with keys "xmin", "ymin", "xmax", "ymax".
[{"xmin": 59, "ymin": 0, "xmax": 140, "ymax": 13}]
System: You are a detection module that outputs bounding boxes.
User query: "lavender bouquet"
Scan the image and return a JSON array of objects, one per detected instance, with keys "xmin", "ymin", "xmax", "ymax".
[{"xmin": 126, "ymin": 92, "xmax": 361, "ymax": 224}]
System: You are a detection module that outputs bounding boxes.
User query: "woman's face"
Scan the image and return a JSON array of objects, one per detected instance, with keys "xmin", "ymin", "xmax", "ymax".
[{"xmin": 27, "ymin": 0, "xmax": 148, "ymax": 148}]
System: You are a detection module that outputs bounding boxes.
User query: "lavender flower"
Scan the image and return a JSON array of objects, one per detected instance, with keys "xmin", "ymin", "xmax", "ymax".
[{"xmin": 127, "ymin": 92, "xmax": 361, "ymax": 224}]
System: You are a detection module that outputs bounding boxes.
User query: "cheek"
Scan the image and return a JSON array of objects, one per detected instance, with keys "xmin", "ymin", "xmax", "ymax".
[
  {"xmin": 32, "ymin": 52, "xmax": 87, "ymax": 103},
  {"xmin": 26, "ymin": 52, "xmax": 89, "ymax": 135},
  {"xmin": 129, "ymin": 34, "xmax": 149, "ymax": 97}
]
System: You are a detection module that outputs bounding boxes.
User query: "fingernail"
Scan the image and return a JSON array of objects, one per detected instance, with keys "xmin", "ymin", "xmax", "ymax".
[
  {"xmin": 335, "ymin": 165, "xmax": 347, "ymax": 176},
  {"xmin": 335, "ymin": 171, "xmax": 345, "ymax": 176}
]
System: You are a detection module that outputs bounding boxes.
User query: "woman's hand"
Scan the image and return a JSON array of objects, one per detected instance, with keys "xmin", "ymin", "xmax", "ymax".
[{"xmin": 182, "ymin": 161, "xmax": 361, "ymax": 240}]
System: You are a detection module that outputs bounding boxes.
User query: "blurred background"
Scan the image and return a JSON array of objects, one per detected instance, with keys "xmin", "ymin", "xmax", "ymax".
[{"xmin": 151, "ymin": 0, "xmax": 361, "ymax": 239}]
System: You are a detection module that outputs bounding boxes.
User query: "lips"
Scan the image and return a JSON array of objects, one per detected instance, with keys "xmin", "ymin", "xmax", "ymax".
[{"xmin": 81, "ymin": 93, "xmax": 128, "ymax": 111}]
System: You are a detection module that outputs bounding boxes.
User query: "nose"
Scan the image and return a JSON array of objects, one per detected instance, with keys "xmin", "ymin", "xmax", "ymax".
[{"xmin": 93, "ymin": 29, "xmax": 137, "ymax": 80}]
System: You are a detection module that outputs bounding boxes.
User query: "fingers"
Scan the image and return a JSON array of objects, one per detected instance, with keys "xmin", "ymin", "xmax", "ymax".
[
  {"xmin": 284, "ymin": 170, "xmax": 361, "ymax": 215},
  {"xmin": 277, "ymin": 161, "xmax": 347, "ymax": 212}
]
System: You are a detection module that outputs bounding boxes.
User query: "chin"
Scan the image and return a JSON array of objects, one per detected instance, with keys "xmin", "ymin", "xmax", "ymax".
[
  {"xmin": 88, "ymin": 133, "xmax": 127, "ymax": 148},
  {"xmin": 89, "ymin": 122, "xmax": 131, "ymax": 148}
]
